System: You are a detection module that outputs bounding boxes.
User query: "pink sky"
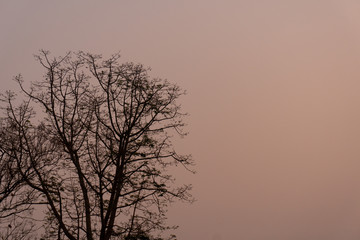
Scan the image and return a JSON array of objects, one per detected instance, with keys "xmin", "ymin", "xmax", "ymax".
[{"xmin": 2, "ymin": 1, "xmax": 360, "ymax": 239}]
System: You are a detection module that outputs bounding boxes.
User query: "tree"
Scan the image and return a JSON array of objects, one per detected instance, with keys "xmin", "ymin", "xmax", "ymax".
[{"xmin": 0, "ymin": 50, "xmax": 193, "ymax": 240}]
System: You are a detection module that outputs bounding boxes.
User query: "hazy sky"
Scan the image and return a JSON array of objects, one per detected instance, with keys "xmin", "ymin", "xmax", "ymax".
[{"xmin": 2, "ymin": 1, "xmax": 360, "ymax": 239}]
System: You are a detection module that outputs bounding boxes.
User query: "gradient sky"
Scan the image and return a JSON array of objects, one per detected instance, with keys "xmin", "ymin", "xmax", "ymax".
[{"xmin": 2, "ymin": 1, "xmax": 360, "ymax": 239}]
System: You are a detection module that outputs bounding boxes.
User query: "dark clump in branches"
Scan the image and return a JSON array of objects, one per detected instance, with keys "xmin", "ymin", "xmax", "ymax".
[{"xmin": 0, "ymin": 51, "xmax": 193, "ymax": 240}]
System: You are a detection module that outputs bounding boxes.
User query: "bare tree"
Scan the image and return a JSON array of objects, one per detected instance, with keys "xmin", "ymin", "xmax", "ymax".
[{"xmin": 0, "ymin": 51, "xmax": 193, "ymax": 240}]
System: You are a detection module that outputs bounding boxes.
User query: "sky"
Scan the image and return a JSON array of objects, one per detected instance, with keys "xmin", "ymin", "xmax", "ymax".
[{"xmin": 2, "ymin": 1, "xmax": 360, "ymax": 239}]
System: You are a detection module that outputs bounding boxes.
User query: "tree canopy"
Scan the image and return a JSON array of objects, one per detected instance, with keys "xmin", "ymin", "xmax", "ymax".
[{"xmin": 0, "ymin": 51, "xmax": 193, "ymax": 240}]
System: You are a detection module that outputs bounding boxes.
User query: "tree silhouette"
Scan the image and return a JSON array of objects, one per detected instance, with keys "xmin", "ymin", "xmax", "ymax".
[{"xmin": 0, "ymin": 51, "xmax": 192, "ymax": 240}]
